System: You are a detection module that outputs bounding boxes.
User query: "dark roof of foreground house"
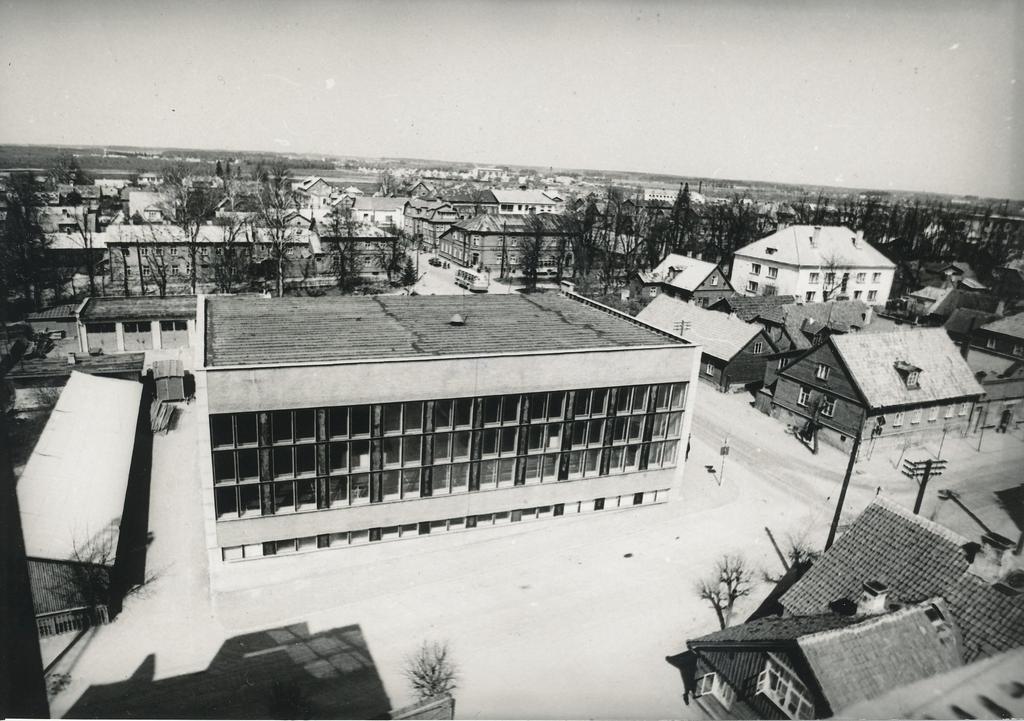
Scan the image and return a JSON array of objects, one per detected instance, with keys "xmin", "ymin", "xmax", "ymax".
[
  {"xmin": 780, "ymin": 497, "xmax": 1024, "ymax": 662},
  {"xmin": 708, "ymin": 294, "xmax": 798, "ymax": 322},
  {"xmin": 830, "ymin": 328, "xmax": 984, "ymax": 409},
  {"xmin": 445, "ymin": 212, "xmax": 565, "ymax": 235},
  {"xmin": 979, "ymin": 313, "xmax": 1024, "ymax": 341},
  {"xmin": 204, "ymin": 293, "xmax": 684, "ymax": 367},
  {"xmin": 688, "ymin": 601, "xmax": 962, "ymax": 718},
  {"xmin": 837, "ymin": 646, "xmax": 1024, "ymax": 719},
  {"xmin": 761, "ymin": 300, "xmax": 873, "ymax": 350},
  {"xmin": 944, "ymin": 308, "xmax": 1001, "ymax": 340},
  {"xmin": 80, "ymin": 296, "xmax": 197, "ymax": 322}
]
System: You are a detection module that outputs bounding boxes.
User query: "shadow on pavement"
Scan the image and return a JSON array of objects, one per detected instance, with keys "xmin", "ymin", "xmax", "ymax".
[
  {"xmin": 994, "ymin": 484, "xmax": 1024, "ymax": 536},
  {"xmin": 66, "ymin": 623, "xmax": 391, "ymax": 719}
]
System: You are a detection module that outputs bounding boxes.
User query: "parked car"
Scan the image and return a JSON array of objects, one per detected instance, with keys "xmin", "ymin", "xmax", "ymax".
[{"xmin": 428, "ymin": 257, "xmax": 442, "ymax": 267}]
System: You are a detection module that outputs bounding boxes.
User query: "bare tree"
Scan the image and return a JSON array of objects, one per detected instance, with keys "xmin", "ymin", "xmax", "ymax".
[
  {"xmin": 404, "ymin": 641, "xmax": 458, "ymax": 701},
  {"xmin": 519, "ymin": 215, "xmax": 546, "ymax": 291},
  {"xmin": 819, "ymin": 252, "xmax": 848, "ymax": 301},
  {"xmin": 695, "ymin": 554, "xmax": 753, "ymax": 629},
  {"xmin": 210, "ymin": 217, "xmax": 253, "ymax": 293},
  {"xmin": 1, "ymin": 174, "xmax": 51, "ymax": 309},
  {"xmin": 254, "ymin": 162, "xmax": 300, "ymax": 297},
  {"xmin": 374, "ymin": 229, "xmax": 409, "ymax": 284},
  {"xmin": 162, "ymin": 165, "xmax": 223, "ymax": 294}
]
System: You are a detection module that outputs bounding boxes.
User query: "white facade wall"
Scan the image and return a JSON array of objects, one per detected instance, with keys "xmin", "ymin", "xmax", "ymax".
[{"xmin": 731, "ymin": 254, "xmax": 895, "ymax": 304}]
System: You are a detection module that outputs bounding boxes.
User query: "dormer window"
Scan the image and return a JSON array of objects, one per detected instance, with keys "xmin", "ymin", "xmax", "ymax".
[
  {"xmin": 765, "ymin": 247, "xmax": 777, "ymax": 255},
  {"xmin": 894, "ymin": 361, "xmax": 922, "ymax": 389}
]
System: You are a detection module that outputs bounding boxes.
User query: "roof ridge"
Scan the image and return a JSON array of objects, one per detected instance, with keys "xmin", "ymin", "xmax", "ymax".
[
  {"xmin": 868, "ymin": 496, "xmax": 971, "ymax": 547},
  {"xmin": 796, "ymin": 598, "xmax": 941, "ymax": 647}
]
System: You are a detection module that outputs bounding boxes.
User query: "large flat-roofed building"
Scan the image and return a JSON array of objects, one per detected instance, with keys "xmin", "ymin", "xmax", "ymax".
[{"xmin": 196, "ymin": 292, "xmax": 700, "ymax": 563}]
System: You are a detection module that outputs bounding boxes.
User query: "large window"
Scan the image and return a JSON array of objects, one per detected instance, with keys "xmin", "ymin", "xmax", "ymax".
[
  {"xmin": 756, "ymin": 654, "xmax": 814, "ymax": 720},
  {"xmin": 211, "ymin": 382, "xmax": 688, "ymax": 520}
]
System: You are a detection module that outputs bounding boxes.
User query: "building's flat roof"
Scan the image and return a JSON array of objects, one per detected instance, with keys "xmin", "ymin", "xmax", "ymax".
[
  {"xmin": 205, "ymin": 293, "xmax": 682, "ymax": 367},
  {"xmin": 18, "ymin": 372, "xmax": 142, "ymax": 562},
  {"xmin": 80, "ymin": 295, "xmax": 197, "ymax": 322}
]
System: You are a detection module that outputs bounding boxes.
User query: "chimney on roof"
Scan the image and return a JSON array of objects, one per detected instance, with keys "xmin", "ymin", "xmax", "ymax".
[
  {"xmin": 857, "ymin": 580, "xmax": 889, "ymax": 616},
  {"xmin": 811, "ymin": 226, "xmax": 822, "ymax": 246},
  {"xmin": 67, "ymin": 352, "xmax": 76, "ymax": 366},
  {"xmin": 967, "ymin": 532, "xmax": 1016, "ymax": 584},
  {"xmin": 853, "ymin": 230, "xmax": 864, "ymax": 248},
  {"xmin": 449, "ymin": 313, "xmax": 465, "ymax": 326}
]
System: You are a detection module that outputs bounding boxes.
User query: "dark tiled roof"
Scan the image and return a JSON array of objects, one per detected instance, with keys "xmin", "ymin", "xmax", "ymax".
[
  {"xmin": 709, "ymin": 294, "xmax": 798, "ymax": 322},
  {"xmin": 781, "ymin": 497, "xmax": 1024, "ymax": 662},
  {"xmin": 27, "ymin": 558, "xmax": 100, "ymax": 615},
  {"xmin": 942, "ymin": 573, "xmax": 1024, "ymax": 662},
  {"xmin": 781, "ymin": 498, "xmax": 969, "ymax": 616},
  {"xmin": 691, "ymin": 613, "xmax": 862, "ymax": 644},
  {"xmin": 980, "ymin": 313, "xmax": 1024, "ymax": 341},
  {"xmin": 797, "ymin": 602, "xmax": 962, "ymax": 711},
  {"xmin": 930, "ymin": 289, "xmax": 1000, "ymax": 319},
  {"xmin": 6, "ymin": 352, "xmax": 145, "ymax": 380},
  {"xmin": 205, "ymin": 293, "xmax": 682, "ymax": 367},
  {"xmin": 944, "ymin": 308, "xmax": 1000, "ymax": 339},
  {"xmin": 80, "ymin": 296, "xmax": 197, "ymax": 322},
  {"xmin": 26, "ymin": 303, "xmax": 78, "ymax": 321},
  {"xmin": 450, "ymin": 212, "xmax": 565, "ymax": 234}
]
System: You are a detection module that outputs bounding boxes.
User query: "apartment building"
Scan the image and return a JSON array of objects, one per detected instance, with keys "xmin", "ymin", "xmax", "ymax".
[
  {"xmin": 437, "ymin": 213, "xmax": 571, "ymax": 276},
  {"xmin": 731, "ymin": 226, "xmax": 895, "ymax": 304},
  {"xmin": 196, "ymin": 292, "xmax": 700, "ymax": 564}
]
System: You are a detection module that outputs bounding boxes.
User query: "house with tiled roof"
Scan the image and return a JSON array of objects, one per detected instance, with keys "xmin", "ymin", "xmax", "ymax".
[
  {"xmin": 730, "ymin": 226, "xmax": 895, "ymax": 304},
  {"xmin": 403, "ymin": 198, "xmax": 462, "ymax": 251},
  {"xmin": 437, "ymin": 213, "xmax": 571, "ymax": 277},
  {"xmin": 758, "ymin": 300, "xmax": 874, "ymax": 353},
  {"xmin": 636, "ymin": 295, "xmax": 777, "ymax": 391},
  {"xmin": 708, "ymin": 294, "xmax": 798, "ymax": 322},
  {"xmin": 961, "ymin": 313, "xmax": 1024, "ymax": 432},
  {"xmin": 904, "ymin": 286, "xmax": 1002, "ymax": 323},
  {"xmin": 765, "ymin": 327, "xmax": 983, "ymax": 451},
  {"xmin": 631, "ymin": 253, "xmax": 734, "ymax": 307},
  {"xmin": 837, "ymin": 646, "xmax": 1024, "ymax": 719},
  {"xmin": 677, "ymin": 497, "xmax": 1024, "ymax": 720}
]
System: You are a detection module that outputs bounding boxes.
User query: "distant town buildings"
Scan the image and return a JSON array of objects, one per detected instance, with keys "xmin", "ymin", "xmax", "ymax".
[{"xmin": 437, "ymin": 212, "xmax": 571, "ymax": 277}]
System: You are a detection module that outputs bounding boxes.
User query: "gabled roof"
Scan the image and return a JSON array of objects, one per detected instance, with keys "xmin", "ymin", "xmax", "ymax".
[
  {"xmin": 447, "ymin": 213, "xmax": 565, "ymax": 235},
  {"xmin": 780, "ymin": 497, "xmax": 1024, "ymax": 662},
  {"xmin": 930, "ymin": 289, "xmax": 1001, "ymax": 319},
  {"xmin": 17, "ymin": 372, "xmax": 142, "ymax": 562},
  {"xmin": 734, "ymin": 225, "xmax": 896, "ymax": 269},
  {"xmin": 351, "ymin": 196, "xmax": 411, "ymax": 212},
  {"xmin": 636, "ymin": 294, "xmax": 765, "ymax": 362},
  {"xmin": 763, "ymin": 300, "xmax": 873, "ymax": 350},
  {"xmin": 490, "ymin": 189, "xmax": 560, "ymax": 205},
  {"xmin": 638, "ymin": 254, "xmax": 720, "ymax": 292},
  {"xmin": 944, "ymin": 308, "xmax": 1001, "ymax": 339},
  {"xmin": 830, "ymin": 328, "xmax": 984, "ymax": 409},
  {"xmin": 796, "ymin": 601, "xmax": 962, "ymax": 711},
  {"xmin": 708, "ymin": 294, "xmax": 798, "ymax": 322},
  {"xmin": 837, "ymin": 646, "xmax": 1024, "ymax": 719},
  {"xmin": 979, "ymin": 313, "xmax": 1024, "ymax": 341},
  {"xmin": 205, "ymin": 293, "xmax": 683, "ymax": 367}
]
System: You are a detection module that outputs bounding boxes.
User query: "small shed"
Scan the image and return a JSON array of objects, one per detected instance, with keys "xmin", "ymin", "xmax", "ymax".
[{"xmin": 153, "ymin": 358, "xmax": 185, "ymax": 402}]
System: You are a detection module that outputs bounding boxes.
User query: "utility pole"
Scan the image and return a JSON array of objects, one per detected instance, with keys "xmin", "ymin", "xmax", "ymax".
[
  {"xmin": 903, "ymin": 458, "xmax": 947, "ymax": 514},
  {"xmin": 825, "ymin": 432, "xmax": 862, "ymax": 550}
]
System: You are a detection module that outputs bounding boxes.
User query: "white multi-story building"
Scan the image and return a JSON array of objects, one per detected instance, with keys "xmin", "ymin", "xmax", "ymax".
[
  {"xmin": 730, "ymin": 225, "xmax": 896, "ymax": 305},
  {"xmin": 491, "ymin": 189, "xmax": 564, "ymax": 215}
]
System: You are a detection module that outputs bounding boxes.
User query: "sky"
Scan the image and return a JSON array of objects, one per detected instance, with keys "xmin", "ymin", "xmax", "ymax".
[{"xmin": 0, "ymin": 0, "xmax": 1021, "ymax": 198}]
